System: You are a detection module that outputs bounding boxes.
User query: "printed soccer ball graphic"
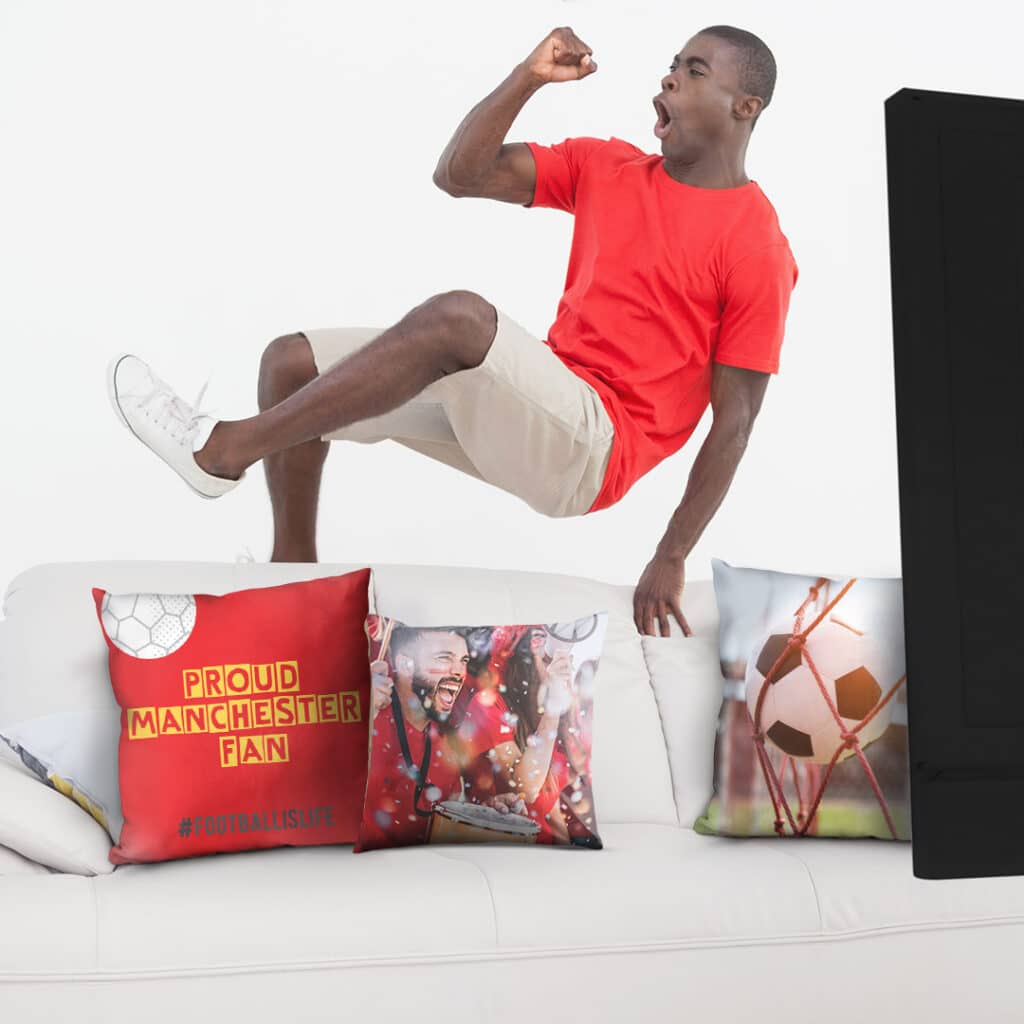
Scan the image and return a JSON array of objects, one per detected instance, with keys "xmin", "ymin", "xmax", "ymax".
[
  {"xmin": 744, "ymin": 614, "xmax": 894, "ymax": 765},
  {"xmin": 100, "ymin": 592, "xmax": 197, "ymax": 659}
]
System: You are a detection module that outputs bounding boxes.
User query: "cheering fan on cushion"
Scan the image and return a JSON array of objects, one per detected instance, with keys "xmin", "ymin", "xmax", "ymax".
[
  {"xmin": 360, "ymin": 626, "xmax": 523, "ymax": 850},
  {"xmin": 497, "ymin": 626, "xmax": 597, "ymax": 845},
  {"xmin": 445, "ymin": 624, "xmax": 598, "ymax": 845}
]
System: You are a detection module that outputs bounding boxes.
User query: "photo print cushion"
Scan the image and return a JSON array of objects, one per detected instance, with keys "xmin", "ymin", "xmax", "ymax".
[
  {"xmin": 694, "ymin": 558, "xmax": 909, "ymax": 840},
  {"xmin": 91, "ymin": 569, "xmax": 373, "ymax": 863},
  {"xmin": 355, "ymin": 612, "xmax": 608, "ymax": 853}
]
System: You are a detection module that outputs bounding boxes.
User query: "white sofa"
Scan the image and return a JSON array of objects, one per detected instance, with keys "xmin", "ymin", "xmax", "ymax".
[{"xmin": 2, "ymin": 559, "xmax": 1024, "ymax": 1023}]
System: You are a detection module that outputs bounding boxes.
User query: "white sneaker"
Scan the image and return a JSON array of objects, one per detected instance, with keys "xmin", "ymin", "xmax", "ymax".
[{"xmin": 106, "ymin": 353, "xmax": 245, "ymax": 499}]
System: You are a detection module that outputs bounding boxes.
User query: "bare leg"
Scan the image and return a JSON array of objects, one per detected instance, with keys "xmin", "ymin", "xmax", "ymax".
[
  {"xmin": 257, "ymin": 333, "xmax": 327, "ymax": 563},
  {"xmin": 196, "ymin": 290, "xmax": 498, "ymax": 481}
]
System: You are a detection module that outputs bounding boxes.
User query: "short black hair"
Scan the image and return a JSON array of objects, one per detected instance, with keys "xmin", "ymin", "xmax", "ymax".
[
  {"xmin": 696, "ymin": 25, "xmax": 776, "ymax": 131},
  {"xmin": 387, "ymin": 624, "xmax": 470, "ymax": 663},
  {"xmin": 387, "ymin": 625, "xmax": 420, "ymax": 661}
]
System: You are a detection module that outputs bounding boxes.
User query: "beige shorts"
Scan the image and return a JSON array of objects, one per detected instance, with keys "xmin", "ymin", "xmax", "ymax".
[{"xmin": 300, "ymin": 306, "xmax": 614, "ymax": 518}]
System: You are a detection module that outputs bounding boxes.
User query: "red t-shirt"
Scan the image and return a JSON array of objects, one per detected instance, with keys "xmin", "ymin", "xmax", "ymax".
[
  {"xmin": 527, "ymin": 742, "xmax": 572, "ymax": 843},
  {"xmin": 358, "ymin": 691, "xmax": 509, "ymax": 850},
  {"xmin": 448, "ymin": 685, "xmax": 518, "ymax": 802},
  {"xmin": 525, "ymin": 136, "xmax": 800, "ymax": 512}
]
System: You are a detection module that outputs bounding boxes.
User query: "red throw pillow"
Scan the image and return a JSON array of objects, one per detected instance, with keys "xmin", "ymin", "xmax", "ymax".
[{"xmin": 92, "ymin": 569, "xmax": 373, "ymax": 863}]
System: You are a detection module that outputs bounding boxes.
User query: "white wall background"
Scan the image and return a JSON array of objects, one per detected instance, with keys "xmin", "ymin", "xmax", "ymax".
[{"xmin": 2, "ymin": 0, "xmax": 1017, "ymax": 594}]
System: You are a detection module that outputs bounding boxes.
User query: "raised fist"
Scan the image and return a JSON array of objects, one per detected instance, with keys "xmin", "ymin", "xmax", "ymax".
[
  {"xmin": 523, "ymin": 27, "xmax": 597, "ymax": 85},
  {"xmin": 537, "ymin": 648, "xmax": 574, "ymax": 717},
  {"xmin": 370, "ymin": 659, "xmax": 394, "ymax": 718}
]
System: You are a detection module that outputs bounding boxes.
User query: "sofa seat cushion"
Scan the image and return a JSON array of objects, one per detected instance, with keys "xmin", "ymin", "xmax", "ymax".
[
  {"xmin": 8, "ymin": 824, "xmax": 1024, "ymax": 981},
  {"xmin": 424, "ymin": 824, "xmax": 819, "ymax": 948},
  {"xmin": 0, "ymin": 826, "xmax": 803, "ymax": 975},
  {"xmin": 749, "ymin": 835, "xmax": 1024, "ymax": 933}
]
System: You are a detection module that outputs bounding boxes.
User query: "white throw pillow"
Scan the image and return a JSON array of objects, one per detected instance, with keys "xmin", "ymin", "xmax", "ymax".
[
  {"xmin": 0, "ymin": 709, "xmax": 123, "ymax": 840},
  {"xmin": 0, "ymin": 752, "xmax": 114, "ymax": 875},
  {"xmin": 0, "ymin": 843, "xmax": 53, "ymax": 875}
]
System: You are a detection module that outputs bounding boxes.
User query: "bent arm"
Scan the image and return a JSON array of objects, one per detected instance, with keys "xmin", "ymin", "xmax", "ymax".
[
  {"xmin": 433, "ymin": 63, "xmax": 545, "ymax": 204},
  {"xmin": 490, "ymin": 712, "xmax": 560, "ymax": 805},
  {"xmin": 655, "ymin": 363, "xmax": 770, "ymax": 560}
]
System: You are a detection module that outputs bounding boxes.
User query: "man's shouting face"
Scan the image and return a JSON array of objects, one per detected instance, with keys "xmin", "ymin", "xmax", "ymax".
[{"xmin": 402, "ymin": 629, "xmax": 470, "ymax": 723}]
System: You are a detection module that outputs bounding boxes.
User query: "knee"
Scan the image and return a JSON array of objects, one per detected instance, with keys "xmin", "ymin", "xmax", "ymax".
[
  {"xmin": 422, "ymin": 290, "xmax": 498, "ymax": 371},
  {"xmin": 258, "ymin": 333, "xmax": 317, "ymax": 408}
]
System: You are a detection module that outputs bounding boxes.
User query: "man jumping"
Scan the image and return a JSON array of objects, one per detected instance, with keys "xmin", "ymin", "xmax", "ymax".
[{"xmin": 107, "ymin": 24, "xmax": 798, "ymax": 638}]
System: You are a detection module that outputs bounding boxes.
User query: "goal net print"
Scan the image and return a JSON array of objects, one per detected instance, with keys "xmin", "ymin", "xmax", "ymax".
[{"xmin": 745, "ymin": 576, "xmax": 907, "ymax": 838}]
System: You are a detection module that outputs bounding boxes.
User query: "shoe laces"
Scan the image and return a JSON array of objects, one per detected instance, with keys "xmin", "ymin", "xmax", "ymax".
[{"xmin": 138, "ymin": 372, "xmax": 215, "ymax": 446}]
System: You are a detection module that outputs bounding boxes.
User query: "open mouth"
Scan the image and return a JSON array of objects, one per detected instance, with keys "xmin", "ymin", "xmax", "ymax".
[
  {"xmin": 434, "ymin": 679, "xmax": 461, "ymax": 711},
  {"xmin": 653, "ymin": 97, "xmax": 673, "ymax": 139}
]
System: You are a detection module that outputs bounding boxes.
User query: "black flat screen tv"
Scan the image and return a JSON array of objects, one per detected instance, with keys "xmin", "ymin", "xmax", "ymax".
[{"xmin": 886, "ymin": 85, "xmax": 1024, "ymax": 879}]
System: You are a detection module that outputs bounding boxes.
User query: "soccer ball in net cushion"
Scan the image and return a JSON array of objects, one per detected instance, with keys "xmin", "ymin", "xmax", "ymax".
[{"xmin": 744, "ymin": 613, "xmax": 894, "ymax": 766}]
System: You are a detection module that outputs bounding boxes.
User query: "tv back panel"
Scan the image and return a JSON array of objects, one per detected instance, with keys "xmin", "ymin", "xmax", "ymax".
[{"xmin": 886, "ymin": 86, "xmax": 1024, "ymax": 879}]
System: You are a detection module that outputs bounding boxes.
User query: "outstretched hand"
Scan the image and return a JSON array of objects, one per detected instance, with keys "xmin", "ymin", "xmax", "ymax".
[{"xmin": 633, "ymin": 553, "xmax": 693, "ymax": 637}]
